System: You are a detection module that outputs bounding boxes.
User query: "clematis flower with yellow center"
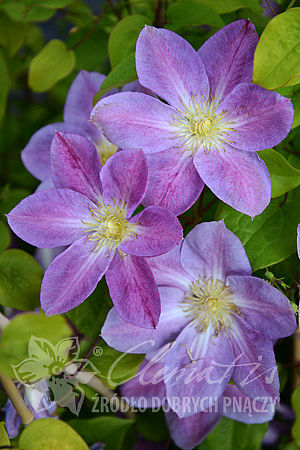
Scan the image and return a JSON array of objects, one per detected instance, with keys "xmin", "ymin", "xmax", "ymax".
[
  {"xmin": 8, "ymin": 132, "xmax": 182, "ymax": 329},
  {"xmin": 101, "ymin": 221, "xmax": 296, "ymax": 424},
  {"xmin": 91, "ymin": 21, "xmax": 294, "ymax": 217}
]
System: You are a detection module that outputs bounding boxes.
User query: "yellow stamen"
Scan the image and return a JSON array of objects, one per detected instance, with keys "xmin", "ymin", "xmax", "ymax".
[
  {"xmin": 171, "ymin": 94, "xmax": 236, "ymax": 156},
  {"xmin": 82, "ymin": 199, "xmax": 137, "ymax": 254},
  {"xmin": 180, "ymin": 277, "xmax": 240, "ymax": 335}
]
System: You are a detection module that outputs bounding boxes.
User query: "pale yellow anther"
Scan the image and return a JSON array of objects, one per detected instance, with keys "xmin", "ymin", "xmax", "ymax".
[
  {"xmin": 171, "ymin": 95, "xmax": 236, "ymax": 156},
  {"xmin": 82, "ymin": 199, "xmax": 138, "ymax": 254},
  {"xmin": 180, "ymin": 277, "xmax": 240, "ymax": 335}
]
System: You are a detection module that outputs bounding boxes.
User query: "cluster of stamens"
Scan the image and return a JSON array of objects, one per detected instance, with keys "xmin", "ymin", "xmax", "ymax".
[
  {"xmin": 180, "ymin": 277, "xmax": 240, "ymax": 335},
  {"xmin": 172, "ymin": 95, "xmax": 235, "ymax": 155},
  {"xmin": 82, "ymin": 199, "xmax": 137, "ymax": 254}
]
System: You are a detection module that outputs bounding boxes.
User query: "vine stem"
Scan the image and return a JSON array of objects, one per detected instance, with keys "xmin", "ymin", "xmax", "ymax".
[
  {"xmin": 0, "ymin": 374, "xmax": 34, "ymax": 426},
  {"xmin": 286, "ymin": 0, "xmax": 296, "ymax": 9},
  {"xmin": 264, "ymin": 0, "xmax": 276, "ymax": 15},
  {"xmin": 0, "ymin": 313, "xmax": 34, "ymax": 426}
]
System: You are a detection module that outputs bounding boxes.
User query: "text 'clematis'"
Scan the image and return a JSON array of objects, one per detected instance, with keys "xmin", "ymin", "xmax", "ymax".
[
  {"xmin": 91, "ymin": 20, "xmax": 294, "ymax": 217},
  {"xmin": 8, "ymin": 132, "xmax": 183, "ymax": 328}
]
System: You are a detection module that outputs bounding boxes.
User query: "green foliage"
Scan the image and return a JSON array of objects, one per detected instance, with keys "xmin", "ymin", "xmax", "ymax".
[
  {"xmin": 19, "ymin": 418, "xmax": 89, "ymax": 449},
  {"xmin": 167, "ymin": 1, "xmax": 224, "ymax": 31},
  {"xmin": 66, "ymin": 281, "xmax": 112, "ymax": 340},
  {"xmin": 69, "ymin": 416, "xmax": 134, "ymax": 449},
  {"xmin": 218, "ymin": 187, "xmax": 300, "ymax": 271},
  {"xmin": 197, "ymin": 417, "xmax": 268, "ymax": 449},
  {"xmin": 195, "ymin": 0, "xmax": 262, "ymax": 14},
  {"xmin": 259, "ymin": 149, "xmax": 300, "ymax": 197},
  {"xmin": 67, "ymin": 25, "xmax": 109, "ymax": 71},
  {"xmin": 0, "ymin": 50, "xmax": 9, "ymax": 122},
  {"xmin": 136, "ymin": 409, "xmax": 169, "ymax": 442},
  {"xmin": 0, "ymin": 13, "xmax": 26, "ymax": 56},
  {"xmin": 0, "ymin": 312, "xmax": 71, "ymax": 377},
  {"xmin": 89, "ymin": 340, "xmax": 144, "ymax": 387},
  {"xmin": 0, "ymin": 422, "xmax": 10, "ymax": 447},
  {"xmin": 253, "ymin": 8, "xmax": 300, "ymax": 89},
  {"xmin": 0, "ymin": 221, "xmax": 11, "ymax": 253},
  {"xmin": 292, "ymin": 89, "xmax": 300, "ymax": 129},
  {"xmin": 108, "ymin": 15, "xmax": 150, "ymax": 68},
  {"xmin": 0, "ymin": 249, "xmax": 43, "ymax": 310},
  {"xmin": 28, "ymin": 39, "xmax": 76, "ymax": 92},
  {"xmin": 292, "ymin": 386, "xmax": 300, "ymax": 445},
  {"xmin": 94, "ymin": 52, "xmax": 137, "ymax": 101}
]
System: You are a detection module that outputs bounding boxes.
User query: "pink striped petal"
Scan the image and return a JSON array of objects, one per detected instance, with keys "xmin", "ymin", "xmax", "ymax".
[
  {"xmin": 136, "ymin": 26, "xmax": 209, "ymax": 109},
  {"xmin": 51, "ymin": 132, "xmax": 102, "ymax": 203},
  {"xmin": 7, "ymin": 189, "xmax": 93, "ymax": 248},
  {"xmin": 41, "ymin": 237, "xmax": 112, "ymax": 315}
]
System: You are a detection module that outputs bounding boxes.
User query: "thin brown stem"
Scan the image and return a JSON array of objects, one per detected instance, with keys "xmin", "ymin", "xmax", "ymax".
[
  {"xmin": 279, "ymin": 192, "xmax": 288, "ymax": 208},
  {"xmin": 69, "ymin": 1, "xmax": 111, "ymax": 51},
  {"xmin": 264, "ymin": 0, "xmax": 276, "ymax": 15}
]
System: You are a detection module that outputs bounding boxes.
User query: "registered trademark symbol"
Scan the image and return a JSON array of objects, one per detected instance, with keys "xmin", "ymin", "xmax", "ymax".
[{"xmin": 93, "ymin": 346, "xmax": 103, "ymax": 356}]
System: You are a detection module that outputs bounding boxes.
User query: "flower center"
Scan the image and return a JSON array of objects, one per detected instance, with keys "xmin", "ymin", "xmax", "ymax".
[
  {"xmin": 172, "ymin": 95, "xmax": 235, "ymax": 155},
  {"xmin": 82, "ymin": 200, "xmax": 137, "ymax": 254},
  {"xmin": 180, "ymin": 277, "xmax": 239, "ymax": 335}
]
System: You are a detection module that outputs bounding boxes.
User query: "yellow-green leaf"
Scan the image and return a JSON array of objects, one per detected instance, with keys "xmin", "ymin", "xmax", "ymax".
[
  {"xmin": 19, "ymin": 419, "xmax": 89, "ymax": 450},
  {"xmin": 28, "ymin": 39, "xmax": 75, "ymax": 92},
  {"xmin": 108, "ymin": 15, "xmax": 150, "ymax": 68},
  {"xmin": 253, "ymin": 8, "xmax": 300, "ymax": 90}
]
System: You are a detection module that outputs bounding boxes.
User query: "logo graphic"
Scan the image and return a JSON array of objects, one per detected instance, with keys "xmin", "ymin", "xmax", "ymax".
[{"xmin": 12, "ymin": 336, "xmax": 99, "ymax": 416}]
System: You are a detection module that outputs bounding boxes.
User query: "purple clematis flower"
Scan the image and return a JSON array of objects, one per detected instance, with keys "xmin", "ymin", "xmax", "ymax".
[
  {"xmin": 101, "ymin": 221, "xmax": 297, "ymax": 417},
  {"xmin": 8, "ymin": 132, "xmax": 183, "ymax": 328},
  {"xmin": 121, "ymin": 347, "xmax": 275, "ymax": 450},
  {"xmin": 22, "ymin": 70, "xmax": 151, "ymax": 187},
  {"xmin": 91, "ymin": 21, "xmax": 294, "ymax": 217}
]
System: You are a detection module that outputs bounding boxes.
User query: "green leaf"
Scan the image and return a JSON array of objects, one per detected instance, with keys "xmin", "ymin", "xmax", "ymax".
[
  {"xmin": 0, "ymin": 312, "xmax": 71, "ymax": 377},
  {"xmin": 108, "ymin": 15, "xmax": 150, "ymax": 68},
  {"xmin": 89, "ymin": 340, "xmax": 144, "ymax": 387},
  {"xmin": 0, "ymin": 13, "xmax": 26, "ymax": 55},
  {"xmin": 68, "ymin": 416, "xmax": 134, "ymax": 449},
  {"xmin": 33, "ymin": 0, "xmax": 74, "ymax": 7},
  {"xmin": 292, "ymin": 386, "xmax": 300, "ymax": 445},
  {"xmin": 19, "ymin": 418, "xmax": 89, "ymax": 450},
  {"xmin": 136, "ymin": 410, "xmax": 169, "ymax": 442},
  {"xmin": 0, "ymin": 422, "xmax": 10, "ymax": 446},
  {"xmin": 67, "ymin": 25, "xmax": 108, "ymax": 71},
  {"xmin": 28, "ymin": 39, "xmax": 76, "ymax": 92},
  {"xmin": 259, "ymin": 149, "xmax": 300, "ymax": 197},
  {"xmin": 24, "ymin": 5, "xmax": 56, "ymax": 22},
  {"xmin": 0, "ymin": 221, "xmax": 10, "ymax": 253},
  {"xmin": 218, "ymin": 187, "xmax": 300, "ymax": 271},
  {"xmin": 167, "ymin": 1, "xmax": 224, "ymax": 31},
  {"xmin": 0, "ymin": 186, "xmax": 30, "ymax": 217},
  {"xmin": 0, "ymin": 50, "xmax": 9, "ymax": 122},
  {"xmin": 94, "ymin": 52, "xmax": 137, "ymax": 102},
  {"xmin": 198, "ymin": 417, "xmax": 268, "ymax": 450},
  {"xmin": 0, "ymin": 249, "xmax": 43, "ymax": 310},
  {"xmin": 292, "ymin": 90, "xmax": 300, "ymax": 129},
  {"xmin": 66, "ymin": 281, "xmax": 112, "ymax": 340},
  {"xmin": 253, "ymin": 8, "xmax": 300, "ymax": 90},
  {"xmin": 194, "ymin": 0, "xmax": 261, "ymax": 14}
]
